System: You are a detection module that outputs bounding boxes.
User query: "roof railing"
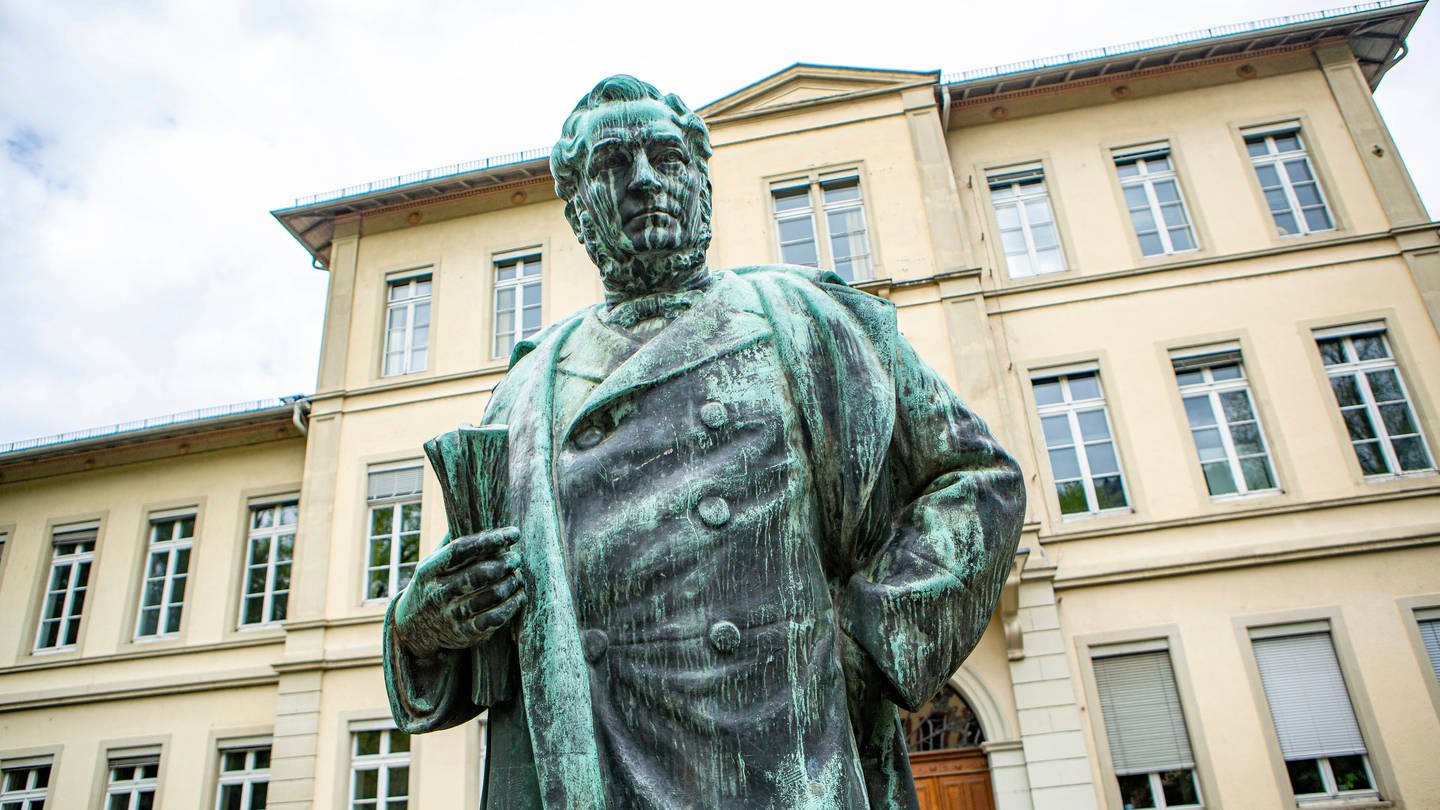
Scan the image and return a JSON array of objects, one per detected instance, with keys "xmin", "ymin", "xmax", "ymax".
[
  {"xmin": 940, "ymin": 0, "xmax": 1408, "ymax": 85},
  {"xmin": 0, "ymin": 396, "xmax": 307, "ymax": 455},
  {"xmin": 289, "ymin": 147, "xmax": 552, "ymax": 209}
]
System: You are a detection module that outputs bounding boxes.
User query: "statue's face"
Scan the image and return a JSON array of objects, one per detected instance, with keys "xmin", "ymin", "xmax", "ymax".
[{"xmin": 572, "ymin": 99, "xmax": 708, "ymax": 262}]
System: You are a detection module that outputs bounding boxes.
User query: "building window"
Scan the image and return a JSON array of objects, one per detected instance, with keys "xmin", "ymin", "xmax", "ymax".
[
  {"xmin": 1093, "ymin": 647, "xmax": 1203, "ymax": 809},
  {"xmin": 34, "ymin": 525, "xmax": 97, "ymax": 651},
  {"xmin": 1416, "ymin": 608, "xmax": 1440, "ymax": 683},
  {"xmin": 1316, "ymin": 327, "xmax": 1433, "ymax": 477},
  {"xmin": 216, "ymin": 745, "xmax": 269, "ymax": 810},
  {"xmin": 771, "ymin": 173, "xmax": 873, "ymax": 283},
  {"xmin": 988, "ymin": 164, "xmax": 1066, "ymax": 278},
  {"xmin": 350, "ymin": 726, "xmax": 410, "ymax": 810},
  {"xmin": 1244, "ymin": 127, "xmax": 1333, "ymax": 236},
  {"xmin": 0, "ymin": 759, "xmax": 52, "ymax": 810},
  {"xmin": 1172, "ymin": 348, "xmax": 1278, "ymax": 497},
  {"xmin": 493, "ymin": 254, "xmax": 542, "ymax": 359},
  {"xmin": 1114, "ymin": 145, "xmax": 1197, "ymax": 257},
  {"xmin": 105, "ymin": 756, "xmax": 159, "ymax": 810},
  {"xmin": 135, "ymin": 512, "xmax": 194, "ymax": 639},
  {"xmin": 240, "ymin": 501, "xmax": 297, "ymax": 626},
  {"xmin": 383, "ymin": 274, "xmax": 431, "ymax": 377},
  {"xmin": 1251, "ymin": 627, "xmax": 1379, "ymax": 803},
  {"xmin": 366, "ymin": 466, "xmax": 423, "ymax": 602},
  {"xmin": 1032, "ymin": 370, "xmax": 1129, "ymax": 516}
]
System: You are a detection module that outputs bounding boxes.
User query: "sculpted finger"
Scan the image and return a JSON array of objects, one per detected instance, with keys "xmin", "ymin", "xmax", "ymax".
[
  {"xmin": 442, "ymin": 555, "xmax": 520, "ymax": 600},
  {"xmin": 460, "ymin": 590, "xmax": 526, "ymax": 640},
  {"xmin": 458, "ymin": 571, "xmax": 524, "ymax": 614},
  {"xmin": 439, "ymin": 528, "xmax": 520, "ymax": 570}
]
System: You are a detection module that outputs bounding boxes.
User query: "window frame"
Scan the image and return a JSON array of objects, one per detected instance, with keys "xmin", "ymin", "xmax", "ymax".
[
  {"xmin": 1171, "ymin": 347, "xmax": 1280, "ymax": 499},
  {"xmin": 492, "ymin": 251, "xmax": 543, "ymax": 360},
  {"xmin": 238, "ymin": 500, "xmax": 298, "ymax": 629},
  {"xmin": 1030, "ymin": 367, "xmax": 1132, "ymax": 520},
  {"xmin": 348, "ymin": 722, "xmax": 411, "ymax": 810},
  {"xmin": 1313, "ymin": 324, "xmax": 1435, "ymax": 480},
  {"xmin": 1242, "ymin": 619, "xmax": 1386, "ymax": 806},
  {"xmin": 1242, "ymin": 124, "xmax": 1335, "ymax": 238},
  {"xmin": 215, "ymin": 743, "xmax": 270, "ymax": 810},
  {"xmin": 985, "ymin": 163, "xmax": 1068, "ymax": 279},
  {"xmin": 1112, "ymin": 144, "xmax": 1199, "ymax": 259},
  {"xmin": 1088, "ymin": 640, "xmax": 1205, "ymax": 810},
  {"xmin": 104, "ymin": 754, "xmax": 161, "ymax": 810},
  {"xmin": 364, "ymin": 465, "xmax": 424, "ymax": 604},
  {"xmin": 0, "ymin": 756, "xmax": 54, "ymax": 810},
  {"xmin": 33, "ymin": 524, "xmax": 98, "ymax": 653},
  {"xmin": 381, "ymin": 271, "xmax": 433, "ymax": 378},
  {"xmin": 134, "ymin": 510, "xmax": 196, "ymax": 641},
  {"xmin": 768, "ymin": 169, "xmax": 875, "ymax": 283}
]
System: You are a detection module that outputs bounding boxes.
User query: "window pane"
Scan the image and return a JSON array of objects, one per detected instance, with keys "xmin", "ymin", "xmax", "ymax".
[
  {"xmin": 1068, "ymin": 374, "xmax": 1100, "ymax": 400},
  {"xmin": 1085, "ymin": 442, "xmax": 1119, "ymax": 476},
  {"xmin": 1329, "ymin": 755, "xmax": 1373, "ymax": 791},
  {"xmin": 1159, "ymin": 770, "xmax": 1200, "ymax": 806},
  {"xmin": 1056, "ymin": 480, "xmax": 1089, "ymax": 515},
  {"xmin": 356, "ymin": 731, "xmax": 381, "ymax": 756},
  {"xmin": 1365, "ymin": 369, "xmax": 1402, "ymax": 402},
  {"xmin": 1286, "ymin": 759, "xmax": 1326, "ymax": 796},
  {"xmin": 1203, "ymin": 461, "xmax": 1238, "ymax": 496},
  {"xmin": 1182, "ymin": 396, "xmax": 1216, "ymax": 427},
  {"xmin": 1116, "ymin": 774, "xmax": 1155, "ymax": 808},
  {"xmin": 1329, "ymin": 375, "xmax": 1362, "ymax": 407},
  {"xmin": 1240, "ymin": 456, "xmax": 1276, "ymax": 491},
  {"xmin": 1353, "ymin": 441, "xmax": 1389, "ymax": 475},
  {"xmin": 772, "ymin": 188, "xmax": 810, "ymax": 212},
  {"xmin": 1392, "ymin": 437, "xmax": 1432, "ymax": 471},
  {"xmin": 1093, "ymin": 475, "xmax": 1127, "ymax": 510},
  {"xmin": 1040, "ymin": 415, "xmax": 1071, "ymax": 447},
  {"xmin": 1076, "ymin": 410, "xmax": 1111, "ymax": 441},
  {"xmin": 1033, "ymin": 379, "xmax": 1064, "ymax": 406},
  {"xmin": 1048, "ymin": 447, "xmax": 1082, "ymax": 480}
]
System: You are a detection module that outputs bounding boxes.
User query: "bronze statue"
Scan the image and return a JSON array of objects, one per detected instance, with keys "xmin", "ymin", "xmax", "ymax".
[{"xmin": 383, "ymin": 75, "xmax": 1025, "ymax": 809}]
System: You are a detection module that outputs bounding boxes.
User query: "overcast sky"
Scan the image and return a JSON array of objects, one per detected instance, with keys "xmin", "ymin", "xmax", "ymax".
[{"xmin": 2, "ymin": 0, "xmax": 1435, "ymax": 443}]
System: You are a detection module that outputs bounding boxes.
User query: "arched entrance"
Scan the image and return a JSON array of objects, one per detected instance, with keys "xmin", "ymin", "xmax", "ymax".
[{"xmin": 902, "ymin": 684, "xmax": 997, "ymax": 810}]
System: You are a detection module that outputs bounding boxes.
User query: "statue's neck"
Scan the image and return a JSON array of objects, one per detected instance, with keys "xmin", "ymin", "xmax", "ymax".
[{"xmin": 600, "ymin": 248, "xmax": 710, "ymax": 303}]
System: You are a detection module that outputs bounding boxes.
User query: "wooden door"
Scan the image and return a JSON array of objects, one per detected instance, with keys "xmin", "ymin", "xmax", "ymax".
[{"xmin": 910, "ymin": 748, "xmax": 996, "ymax": 810}]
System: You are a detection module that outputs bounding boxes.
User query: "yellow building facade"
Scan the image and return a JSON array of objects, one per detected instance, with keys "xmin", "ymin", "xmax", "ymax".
[{"xmin": 3, "ymin": 3, "xmax": 1439, "ymax": 808}]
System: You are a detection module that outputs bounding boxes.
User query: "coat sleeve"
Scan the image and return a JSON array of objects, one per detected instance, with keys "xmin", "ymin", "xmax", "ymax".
[
  {"xmin": 837, "ymin": 336, "xmax": 1025, "ymax": 711},
  {"xmin": 383, "ymin": 592, "xmax": 487, "ymax": 733},
  {"xmin": 382, "ymin": 332, "xmax": 553, "ymax": 734}
]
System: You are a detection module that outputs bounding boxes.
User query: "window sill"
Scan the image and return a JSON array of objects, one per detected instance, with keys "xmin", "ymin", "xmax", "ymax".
[
  {"xmin": 1294, "ymin": 797, "xmax": 1388, "ymax": 810},
  {"xmin": 1363, "ymin": 469, "xmax": 1437, "ymax": 484},
  {"xmin": 1209, "ymin": 488, "xmax": 1283, "ymax": 503},
  {"xmin": 1059, "ymin": 506, "xmax": 1135, "ymax": 524}
]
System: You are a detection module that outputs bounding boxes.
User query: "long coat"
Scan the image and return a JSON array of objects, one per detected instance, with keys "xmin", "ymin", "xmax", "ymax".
[{"xmin": 383, "ymin": 267, "xmax": 1025, "ymax": 809}]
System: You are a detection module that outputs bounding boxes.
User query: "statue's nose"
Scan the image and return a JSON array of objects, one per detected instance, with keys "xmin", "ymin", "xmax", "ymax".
[{"xmin": 627, "ymin": 152, "xmax": 662, "ymax": 193}]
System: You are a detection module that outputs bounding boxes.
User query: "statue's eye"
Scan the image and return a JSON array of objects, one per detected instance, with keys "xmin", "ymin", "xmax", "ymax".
[
  {"xmin": 590, "ymin": 149, "xmax": 630, "ymax": 174},
  {"xmin": 653, "ymin": 147, "xmax": 685, "ymax": 168}
]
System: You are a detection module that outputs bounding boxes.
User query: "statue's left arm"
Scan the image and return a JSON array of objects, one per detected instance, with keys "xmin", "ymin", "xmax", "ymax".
[{"xmin": 838, "ymin": 337, "xmax": 1026, "ymax": 710}]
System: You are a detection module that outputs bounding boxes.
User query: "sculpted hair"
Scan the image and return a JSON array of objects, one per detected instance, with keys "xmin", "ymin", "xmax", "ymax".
[{"xmin": 551, "ymin": 75, "xmax": 712, "ymax": 207}]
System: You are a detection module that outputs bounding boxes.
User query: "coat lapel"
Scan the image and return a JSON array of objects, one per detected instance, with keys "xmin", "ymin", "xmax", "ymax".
[
  {"xmin": 500, "ymin": 316, "xmax": 608, "ymax": 810},
  {"xmin": 561, "ymin": 271, "xmax": 773, "ymax": 441}
]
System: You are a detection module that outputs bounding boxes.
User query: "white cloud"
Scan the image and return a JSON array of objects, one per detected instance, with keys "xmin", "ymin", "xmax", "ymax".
[{"xmin": 2, "ymin": 0, "xmax": 1435, "ymax": 441}]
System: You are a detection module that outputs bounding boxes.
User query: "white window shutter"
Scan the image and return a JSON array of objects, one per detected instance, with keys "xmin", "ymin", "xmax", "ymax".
[
  {"xmin": 1252, "ymin": 632, "xmax": 1367, "ymax": 760},
  {"xmin": 1418, "ymin": 619, "xmax": 1440, "ymax": 682},
  {"xmin": 368, "ymin": 466, "xmax": 423, "ymax": 502},
  {"xmin": 1093, "ymin": 650, "xmax": 1195, "ymax": 775}
]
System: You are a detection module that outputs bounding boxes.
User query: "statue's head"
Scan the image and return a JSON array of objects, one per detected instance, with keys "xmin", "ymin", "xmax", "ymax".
[{"xmin": 552, "ymin": 75, "xmax": 713, "ymax": 297}]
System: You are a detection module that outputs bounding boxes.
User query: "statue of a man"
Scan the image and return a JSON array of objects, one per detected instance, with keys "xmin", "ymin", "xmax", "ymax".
[{"xmin": 383, "ymin": 75, "xmax": 1025, "ymax": 809}]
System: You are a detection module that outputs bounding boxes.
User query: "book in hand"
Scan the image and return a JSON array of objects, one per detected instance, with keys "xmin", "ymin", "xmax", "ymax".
[{"xmin": 422, "ymin": 424, "xmax": 515, "ymax": 706}]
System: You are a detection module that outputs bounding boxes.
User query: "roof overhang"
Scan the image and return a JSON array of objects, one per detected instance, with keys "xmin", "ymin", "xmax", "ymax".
[
  {"xmin": 938, "ymin": 1, "xmax": 1424, "ymax": 109},
  {"xmin": 272, "ymin": 151, "xmax": 552, "ymax": 268},
  {"xmin": 0, "ymin": 399, "xmax": 308, "ymax": 484}
]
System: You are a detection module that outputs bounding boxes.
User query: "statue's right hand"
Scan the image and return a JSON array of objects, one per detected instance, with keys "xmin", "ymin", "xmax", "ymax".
[{"xmin": 392, "ymin": 526, "xmax": 526, "ymax": 659}]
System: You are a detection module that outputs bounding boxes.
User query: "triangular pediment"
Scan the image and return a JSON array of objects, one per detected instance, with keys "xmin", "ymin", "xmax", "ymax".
[{"xmin": 698, "ymin": 64, "xmax": 938, "ymax": 120}]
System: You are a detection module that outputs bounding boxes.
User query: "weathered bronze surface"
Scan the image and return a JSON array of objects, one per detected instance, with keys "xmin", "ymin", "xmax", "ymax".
[{"xmin": 384, "ymin": 75, "xmax": 1025, "ymax": 809}]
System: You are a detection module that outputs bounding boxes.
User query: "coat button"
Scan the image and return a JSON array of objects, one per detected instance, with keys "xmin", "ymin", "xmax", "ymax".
[
  {"xmin": 574, "ymin": 426, "xmax": 605, "ymax": 450},
  {"xmin": 582, "ymin": 628, "xmax": 608, "ymax": 662},
  {"xmin": 708, "ymin": 620, "xmax": 740, "ymax": 654},
  {"xmin": 697, "ymin": 496, "xmax": 730, "ymax": 527},
  {"xmin": 699, "ymin": 401, "xmax": 728, "ymax": 429}
]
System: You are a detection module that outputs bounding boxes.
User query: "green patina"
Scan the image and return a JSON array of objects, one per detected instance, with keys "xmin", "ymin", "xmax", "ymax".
[{"xmin": 382, "ymin": 75, "xmax": 1025, "ymax": 809}]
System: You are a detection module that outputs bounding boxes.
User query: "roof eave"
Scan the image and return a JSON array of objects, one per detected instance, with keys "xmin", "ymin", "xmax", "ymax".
[{"xmin": 939, "ymin": 1, "xmax": 1425, "ymax": 105}]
